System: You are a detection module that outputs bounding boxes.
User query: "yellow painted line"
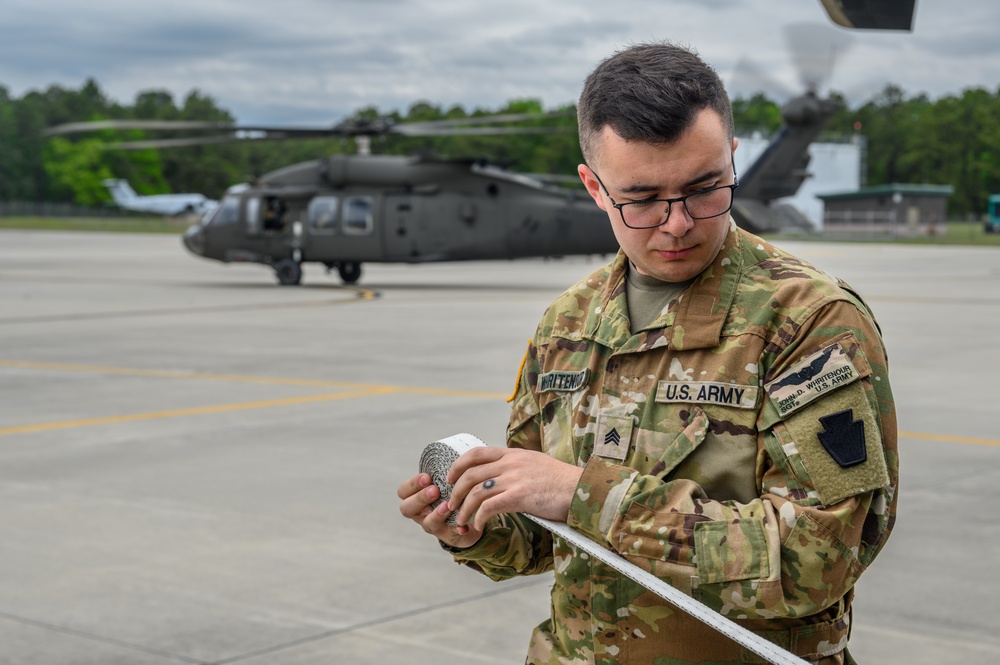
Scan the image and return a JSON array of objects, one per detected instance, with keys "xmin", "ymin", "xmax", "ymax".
[
  {"xmin": 0, "ymin": 290, "xmax": 379, "ymax": 325},
  {"xmin": 0, "ymin": 360, "xmax": 507, "ymax": 399},
  {"xmin": 899, "ymin": 430, "xmax": 1000, "ymax": 448},
  {"xmin": 5, "ymin": 361, "xmax": 1000, "ymax": 446},
  {"xmin": 5, "ymin": 360, "xmax": 1000, "ymax": 447},
  {"xmin": 0, "ymin": 360, "xmax": 369, "ymax": 389},
  {"xmin": 0, "ymin": 360, "xmax": 508, "ymax": 438},
  {"xmin": 395, "ymin": 386, "xmax": 509, "ymax": 400},
  {"xmin": 0, "ymin": 389, "xmax": 396, "ymax": 437}
]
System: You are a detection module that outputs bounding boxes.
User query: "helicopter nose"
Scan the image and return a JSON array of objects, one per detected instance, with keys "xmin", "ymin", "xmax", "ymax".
[{"xmin": 182, "ymin": 224, "xmax": 205, "ymax": 256}]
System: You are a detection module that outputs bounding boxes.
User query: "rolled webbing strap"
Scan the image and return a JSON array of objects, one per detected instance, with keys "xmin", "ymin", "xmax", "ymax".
[{"xmin": 419, "ymin": 434, "xmax": 810, "ymax": 665}]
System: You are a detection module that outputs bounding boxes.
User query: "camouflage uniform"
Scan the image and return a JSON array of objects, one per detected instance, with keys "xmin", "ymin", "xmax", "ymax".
[{"xmin": 450, "ymin": 223, "xmax": 897, "ymax": 664}]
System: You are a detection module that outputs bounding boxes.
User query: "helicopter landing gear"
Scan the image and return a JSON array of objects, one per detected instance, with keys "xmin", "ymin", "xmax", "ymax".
[
  {"xmin": 337, "ymin": 261, "xmax": 362, "ymax": 284},
  {"xmin": 274, "ymin": 258, "xmax": 302, "ymax": 286}
]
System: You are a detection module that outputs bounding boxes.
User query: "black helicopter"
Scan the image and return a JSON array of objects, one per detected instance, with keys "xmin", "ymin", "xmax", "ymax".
[
  {"xmin": 46, "ymin": 112, "xmax": 618, "ymax": 285},
  {"xmin": 188, "ymin": 145, "xmax": 620, "ymax": 286}
]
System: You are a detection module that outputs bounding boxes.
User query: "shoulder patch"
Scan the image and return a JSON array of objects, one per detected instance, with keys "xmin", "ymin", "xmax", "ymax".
[
  {"xmin": 818, "ymin": 409, "xmax": 867, "ymax": 467},
  {"xmin": 507, "ymin": 341, "xmax": 531, "ymax": 403},
  {"xmin": 777, "ymin": 382, "xmax": 889, "ymax": 506},
  {"xmin": 765, "ymin": 339, "xmax": 870, "ymax": 418}
]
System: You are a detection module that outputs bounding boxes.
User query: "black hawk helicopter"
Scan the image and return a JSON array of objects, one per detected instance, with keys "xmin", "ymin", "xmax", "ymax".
[{"xmin": 47, "ymin": 112, "xmax": 619, "ymax": 285}]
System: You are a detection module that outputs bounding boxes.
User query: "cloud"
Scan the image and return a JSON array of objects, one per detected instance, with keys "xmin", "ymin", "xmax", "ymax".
[{"xmin": 1, "ymin": 0, "xmax": 997, "ymax": 126}]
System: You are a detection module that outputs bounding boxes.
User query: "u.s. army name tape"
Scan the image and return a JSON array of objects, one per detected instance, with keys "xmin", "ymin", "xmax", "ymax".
[{"xmin": 418, "ymin": 434, "xmax": 810, "ymax": 665}]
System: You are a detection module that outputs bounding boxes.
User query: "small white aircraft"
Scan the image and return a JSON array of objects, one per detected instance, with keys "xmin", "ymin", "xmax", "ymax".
[{"xmin": 102, "ymin": 179, "xmax": 219, "ymax": 216}]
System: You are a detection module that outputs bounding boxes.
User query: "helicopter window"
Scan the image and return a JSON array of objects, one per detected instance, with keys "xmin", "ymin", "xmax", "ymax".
[
  {"xmin": 263, "ymin": 196, "xmax": 287, "ymax": 231},
  {"xmin": 246, "ymin": 197, "xmax": 262, "ymax": 234},
  {"xmin": 308, "ymin": 196, "xmax": 340, "ymax": 233},
  {"xmin": 343, "ymin": 196, "xmax": 374, "ymax": 235},
  {"xmin": 209, "ymin": 195, "xmax": 240, "ymax": 226}
]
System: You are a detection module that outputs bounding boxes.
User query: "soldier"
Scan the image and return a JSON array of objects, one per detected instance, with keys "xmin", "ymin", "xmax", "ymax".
[{"xmin": 398, "ymin": 41, "xmax": 897, "ymax": 665}]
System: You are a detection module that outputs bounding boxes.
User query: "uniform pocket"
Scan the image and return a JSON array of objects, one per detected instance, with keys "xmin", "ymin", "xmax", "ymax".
[
  {"xmin": 643, "ymin": 405, "xmax": 710, "ymax": 478},
  {"xmin": 694, "ymin": 518, "xmax": 769, "ymax": 583}
]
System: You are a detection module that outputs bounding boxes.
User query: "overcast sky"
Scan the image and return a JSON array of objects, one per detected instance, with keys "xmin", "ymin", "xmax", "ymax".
[{"xmin": 2, "ymin": 0, "xmax": 997, "ymax": 127}]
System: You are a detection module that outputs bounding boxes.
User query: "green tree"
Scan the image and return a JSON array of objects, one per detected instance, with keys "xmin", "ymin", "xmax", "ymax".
[
  {"xmin": 731, "ymin": 93, "xmax": 783, "ymax": 136},
  {"xmin": 42, "ymin": 137, "xmax": 116, "ymax": 205},
  {"xmin": 944, "ymin": 87, "xmax": 1000, "ymax": 216},
  {"xmin": 7, "ymin": 76, "xmax": 999, "ymax": 217}
]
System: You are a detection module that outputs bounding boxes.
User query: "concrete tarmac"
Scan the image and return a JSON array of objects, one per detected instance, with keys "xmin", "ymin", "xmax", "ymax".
[{"xmin": 1, "ymin": 229, "xmax": 998, "ymax": 664}]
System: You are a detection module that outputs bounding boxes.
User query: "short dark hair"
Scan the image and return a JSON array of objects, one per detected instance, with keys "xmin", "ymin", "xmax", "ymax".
[{"xmin": 578, "ymin": 42, "xmax": 734, "ymax": 166}]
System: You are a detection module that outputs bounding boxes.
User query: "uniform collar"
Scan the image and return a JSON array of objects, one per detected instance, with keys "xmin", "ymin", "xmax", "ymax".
[
  {"xmin": 586, "ymin": 220, "xmax": 745, "ymax": 351},
  {"xmin": 669, "ymin": 221, "xmax": 745, "ymax": 350}
]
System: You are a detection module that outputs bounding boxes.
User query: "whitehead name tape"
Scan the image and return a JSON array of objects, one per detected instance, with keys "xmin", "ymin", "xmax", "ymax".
[{"xmin": 419, "ymin": 434, "xmax": 809, "ymax": 665}]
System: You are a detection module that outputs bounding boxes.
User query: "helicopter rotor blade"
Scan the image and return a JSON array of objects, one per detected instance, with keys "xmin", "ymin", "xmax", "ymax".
[
  {"xmin": 401, "ymin": 110, "xmax": 574, "ymax": 131},
  {"xmin": 45, "ymin": 120, "xmax": 354, "ymax": 139},
  {"xmin": 392, "ymin": 126, "xmax": 568, "ymax": 137},
  {"xmin": 105, "ymin": 135, "xmax": 274, "ymax": 150},
  {"xmin": 783, "ymin": 22, "xmax": 854, "ymax": 93},
  {"xmin": 728, "ymin": 57, "xmax": 796, "ymax": 104},
  {"xmin": 44, "ymin": 109, "xmax": 575, "ymax": 148},
  {"xmin": 43, "ymin": 120, "xmax": 236, "ymax": 136}
]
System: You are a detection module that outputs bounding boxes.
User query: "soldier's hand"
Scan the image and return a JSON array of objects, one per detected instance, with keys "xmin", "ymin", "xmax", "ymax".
[
  {"xmin": 446, "ymin": 447, "xmax": 584, "ymax": 532},
  {"xmin": 397, "ymin": 472, "xmax": 484, "ymax": 550}
]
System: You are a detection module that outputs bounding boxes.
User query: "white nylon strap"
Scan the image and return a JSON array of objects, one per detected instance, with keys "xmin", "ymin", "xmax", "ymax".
[
  {"xmin": 422, "ymin": 435, "xmax": 809, "ymax": 665},
  {"xmin": 524, "ymin": 514, "xmax": 809, "ymax": 665}
]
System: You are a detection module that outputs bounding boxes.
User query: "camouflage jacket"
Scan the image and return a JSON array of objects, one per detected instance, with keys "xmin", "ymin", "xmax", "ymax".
[{"xmin": 451, "ymin": 225, "xmax": 898, "ymax": 665}]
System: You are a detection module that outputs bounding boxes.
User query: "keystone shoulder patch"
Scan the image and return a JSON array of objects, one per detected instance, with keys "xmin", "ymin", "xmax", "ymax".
[
  {"xmin": 655, "ymin": 381, "xmax": 758, "ymax": 409},
  {"xmin": 817, "ymin": 409, "xmax": 867, "ymax": 467},
  {"xmin": 765, "ymin": 341, "xmax": 867, "ymax": 418},
  {"xmin": 538, "ymin": 368, "xmax": 589, "ymax": 393}
]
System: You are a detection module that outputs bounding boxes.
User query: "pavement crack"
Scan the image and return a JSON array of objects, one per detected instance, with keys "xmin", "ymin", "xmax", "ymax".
[
  {"xmin": 0, "ymin": 610, "xmax": 208, "ymax": 664},
  {"xmin": 206, "ymin": 577, "xmax": 550, "ymax": 664}
]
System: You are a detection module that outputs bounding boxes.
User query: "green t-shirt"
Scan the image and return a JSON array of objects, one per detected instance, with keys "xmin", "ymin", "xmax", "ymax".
[{"xmin": 625, "ymin": 264, "xmax": 693, "ymax": 334}]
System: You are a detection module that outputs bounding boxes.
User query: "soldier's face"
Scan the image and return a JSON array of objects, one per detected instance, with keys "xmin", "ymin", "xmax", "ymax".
[{"xmin": 579, "ymin": 109, "xmax": 738, "ymax": 283}]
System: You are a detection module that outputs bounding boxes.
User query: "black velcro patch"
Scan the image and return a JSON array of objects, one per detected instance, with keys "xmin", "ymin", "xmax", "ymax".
[{"xmin": 817, "ymin": 409, "xmax": 867, "ymax": 467}]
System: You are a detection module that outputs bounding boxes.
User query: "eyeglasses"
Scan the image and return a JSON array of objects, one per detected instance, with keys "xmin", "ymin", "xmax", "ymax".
[{"xmin": 591, "ymin": 166, "xmax": 739, "ymax": 229}]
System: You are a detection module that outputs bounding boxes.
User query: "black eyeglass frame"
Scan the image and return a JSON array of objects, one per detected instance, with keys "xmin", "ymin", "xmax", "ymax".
[{"xmin": 590, "ymin": 165, "xmax": 740, "ymax": 229}]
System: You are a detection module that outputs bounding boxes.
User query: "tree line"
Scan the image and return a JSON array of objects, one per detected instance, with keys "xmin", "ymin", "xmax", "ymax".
[{"xmin": 1, "ymin": 79, "xmax": 998, "ymax": 217}]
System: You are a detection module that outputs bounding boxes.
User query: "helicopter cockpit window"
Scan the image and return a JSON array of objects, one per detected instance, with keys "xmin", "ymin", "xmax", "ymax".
[
  {"xmin": 343, "ymin": 196, "xmax": 374, "ymax": 235},
  {"xmin": 246, "ymin": 197, "xmax": 262, "ymax": 234},
  {"xmin": 208, "ymin": 195, "xmax": 240, "ymax": 226},
  {"xmin": 263, "ymin": 196, "xmax": 287, "ymax": 231},
  {"xmin": 307, "ymin": 196, "xmax": 340, "ymax": 233}
]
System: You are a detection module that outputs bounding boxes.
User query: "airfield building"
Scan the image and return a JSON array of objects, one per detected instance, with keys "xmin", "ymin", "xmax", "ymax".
[{"xmin": 817, "ymin": 183, "xmax": 954, "ymax": 236}]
